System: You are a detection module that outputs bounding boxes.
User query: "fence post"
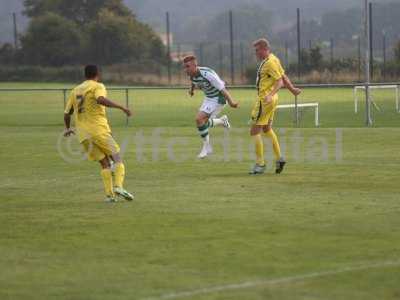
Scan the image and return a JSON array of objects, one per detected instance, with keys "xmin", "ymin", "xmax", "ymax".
[
  {"xmin": 315, "ymin": 104, "xmax": 319, "ymax": 127},
  {"xmin": 294, "ymin": 94, "xmax": 299, "ymax": 127},
  {"xmin": 63, "ymin": 89, "xmax": 66, "ymax": 108},
  {"xmin": 125, "ymin": 88, "xmax": 129, "ymax": 126},
  {"xmin": 365, "ymin": 0, "xmax": 372, "ymax": 126}
]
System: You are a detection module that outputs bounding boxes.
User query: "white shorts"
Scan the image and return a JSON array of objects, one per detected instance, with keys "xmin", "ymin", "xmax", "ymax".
[{"xmin": 199, "ymin": 99, "xmax": 225, "ymax": 118}]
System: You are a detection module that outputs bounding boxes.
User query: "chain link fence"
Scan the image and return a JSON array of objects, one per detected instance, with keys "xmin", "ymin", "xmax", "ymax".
[{"xmin": 0, "ymin": 83, "xmax": 399, "ymax": 129}]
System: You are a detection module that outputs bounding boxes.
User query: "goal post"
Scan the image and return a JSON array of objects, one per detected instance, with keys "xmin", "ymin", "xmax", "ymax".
[
  {"xmin": 353, "ymin": 85, "xmax": 399, "ymax": 113},
  {"xmin": 278, "ymin": 102, "xmax": 320, "ymax": 127}
]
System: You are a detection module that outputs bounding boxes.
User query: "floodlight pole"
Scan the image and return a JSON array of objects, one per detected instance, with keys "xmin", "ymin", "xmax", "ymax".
[
  {"xmin": 296, "ymin": 8, "xmax": 301, "ymax": 80},
  {"xmin": 229, "ymin": 10, "xmax": 235, "ymax": 85},
  {"xmin": 284, "ymin": 41, "xmax": 289, "ymax": 67},
  {"xmin": 177, "ymin": 43, "xmax": 181, "ymax": 85},
  {"xmin": 369, "ymin": 2, "xmax": 374, "ymax": 80},
  {"xmin": 219, "ymin": 43, "xmax": 224, "ymax": 76},
  {"xmin": 295, "ymin": 95, "xmax": 299, "ymax": 127},
  {"xmin": 198, "ymin": 42, "xmax": 204, "ymax": 65},
  {"xmin": 382, "ymin": 32, "xmax": 386, "ymax": 81},
  {"xmin": 166, "ymin": 12, "xmax": 171, "ymax": 86},
  {"xmin": 365, "ymin": 0, "xmax": 372, "ymax": 126},
  {"xmin": 13, "ymin": 13, "xmax": 18, "ymax": 49},
  {"xmin": 240, "ymin": 42, "xmax": 244, "ymax": 83},
  {"xmin": 358, "ymin": 35, "xmax": 361, "ymax": 81}
]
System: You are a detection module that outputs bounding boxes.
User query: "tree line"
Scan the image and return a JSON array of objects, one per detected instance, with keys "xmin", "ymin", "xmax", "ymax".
[{"xmin": 0, "ymin": 0, "xmax": 167, "ymax": 68}]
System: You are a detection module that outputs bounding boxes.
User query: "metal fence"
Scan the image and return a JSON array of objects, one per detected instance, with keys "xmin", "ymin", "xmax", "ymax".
[
  {"xmin": 0, "ymin": 82, "xmax": 399, "ymax": 128},
  {"xmin": 160, "ymin": 0, "xmax": 398, "ymax": 86}
]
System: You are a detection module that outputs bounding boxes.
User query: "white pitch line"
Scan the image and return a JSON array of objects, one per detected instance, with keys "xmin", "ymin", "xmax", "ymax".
[{"xmin": 143, "ymin": 260, "xmax": 400, "ymax": 300}]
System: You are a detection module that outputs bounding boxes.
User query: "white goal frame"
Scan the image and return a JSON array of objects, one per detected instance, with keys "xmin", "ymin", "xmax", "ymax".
[
  {"xmin": 277, "ymin": 102, "xmax": 319, "ymax": 127},
  {"xmin": 353, "ymin": 85, "xmax": 399, "ymax": 113}
]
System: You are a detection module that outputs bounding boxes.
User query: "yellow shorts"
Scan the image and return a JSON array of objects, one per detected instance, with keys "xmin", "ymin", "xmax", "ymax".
[
  {"xmin": 81, "ymin": 133, "xmax": 120, "ymax": 161},
  {"xmin": 251, "ymin": 96, "xmax": 278, "ymax": 126}
]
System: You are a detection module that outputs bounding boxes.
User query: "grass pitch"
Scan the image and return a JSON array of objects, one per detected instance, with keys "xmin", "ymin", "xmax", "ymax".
[{"xmin": 0, "ymin": 82, "xmax": 400, "ymax": 300}]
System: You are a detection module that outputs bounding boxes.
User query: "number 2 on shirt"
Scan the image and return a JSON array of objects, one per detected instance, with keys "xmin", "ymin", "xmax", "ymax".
[{"xmin": 77, "ymin": 95, "xmax": 85, "ymax": 113}]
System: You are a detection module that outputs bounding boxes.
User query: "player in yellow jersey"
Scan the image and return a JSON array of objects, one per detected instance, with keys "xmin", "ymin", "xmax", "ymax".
[
  {"xmin": 63, "ymin": 65, "xmax": 134, "ymax": 202},
  {"xmin": 249, "ymin": 38, "xmax": 301, "ymax": 175}
]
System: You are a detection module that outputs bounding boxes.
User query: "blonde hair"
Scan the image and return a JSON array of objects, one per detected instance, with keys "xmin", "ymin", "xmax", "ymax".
[
  {"xmin": 183, "ymin": 55, "xmax": 197, "ymax": 64},
  {"xmin": 253, "ymin": 38, "xmax": 271, "ymax": 50}
]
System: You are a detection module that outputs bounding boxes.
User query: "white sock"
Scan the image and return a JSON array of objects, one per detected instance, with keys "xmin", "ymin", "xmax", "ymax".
[{"xmin": 212, "ymin": 118, "xmax": 224, "ymax": 127}]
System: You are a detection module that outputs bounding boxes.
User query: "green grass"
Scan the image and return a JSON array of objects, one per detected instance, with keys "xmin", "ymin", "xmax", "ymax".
[{"xmin": 0, "ymin": 83, "xmax": 400, "ymax": 300}]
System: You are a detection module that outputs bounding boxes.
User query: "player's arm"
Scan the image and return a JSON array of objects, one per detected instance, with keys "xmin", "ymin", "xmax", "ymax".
[
  {"xmin": 96, "ymin": 96, "xmax": 132, "ymax": 117},
  {"xmin": 265, "ymin": 78, "xmax": 284, "ymax": 104},
  {"xmin": 64, "ymin": 113, "xmax": 75, "ymax": 137},
  {"xmin": 189, "ymin": 83, "xmax": 195, "ymax": 97},
  {"xmin": 63, "ymin": 94, "xmax": 75, "ymax": 137},
  {"xmin": 205, "ymin": 71, "xmax": 239, "ymax": 108},
  {"xmin": 283, "ymin": 74, "xmax": 301, "ymax": 96},
  {"xmin": 264, "ymin": 61, "xmax": 284, "ymax": 104},
  {"xmin": 220, "ymin": 88, "xmax": 239, "ymax": 108}
]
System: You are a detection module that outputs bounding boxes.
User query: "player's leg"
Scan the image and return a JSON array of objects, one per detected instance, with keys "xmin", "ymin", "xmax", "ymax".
[
  {"xmin": 262, "ymin": 114, "xmax": 286, "ymax": 174},
  {"xmin": 108, "ymin": 155, "xmax": 115, "ymax": 173},
  {"xmin": 209, "ymin": 105, "xmax": 230, "ymax": 129},
  {"xmin": 110, "ymin": 153, "xmax": 123, "ymax": 188},
  {"xmin": 196, "ymin": 110, "xmax": 212, "ymax": 158},
  {"xmin": 99, "ymin": 156, "xmax": 117, "ymax": 203},
  {"xmin": 249, "ymin": 99, "xmax": 269, "ymax": 174},
  {"xmin": 249, "ymin": 124, "xmax": 266, "ymax": 174},
  {"xmin": 82, "ymin": 138, "xmax": 116, "ymax": 202},
  {"xmin": 94, "ymin": 133, "xmax": 134, "ymax": 201},
  {"xmin": 110, "ymin": 152, "xmax": 134, "ymax": 201}
]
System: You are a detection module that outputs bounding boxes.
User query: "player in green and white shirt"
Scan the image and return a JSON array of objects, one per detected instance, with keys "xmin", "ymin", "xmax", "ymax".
[{"xmin": 183, "ymin": 55, "xmax": 239, "ymax": 158}]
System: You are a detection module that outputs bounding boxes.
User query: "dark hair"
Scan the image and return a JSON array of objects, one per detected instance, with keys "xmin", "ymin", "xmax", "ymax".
[{"xmin": 84, "ymin": 65, "xmax": 99, "ymax": 79}]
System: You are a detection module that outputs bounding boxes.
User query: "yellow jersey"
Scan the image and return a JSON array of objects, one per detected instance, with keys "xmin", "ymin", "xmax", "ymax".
[
  {"xmin": 256, "ymin": 53, "xmax": 285, "ymax": 99},
  {"xmin": 64, "ymin": 80, "xmax": 111, "ymax": 142}
]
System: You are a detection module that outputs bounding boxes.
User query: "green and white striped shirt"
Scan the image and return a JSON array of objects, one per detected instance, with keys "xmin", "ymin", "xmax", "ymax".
[{"xmin": 191, "ymin": 67, "xmax": 226, "ymax": 104}]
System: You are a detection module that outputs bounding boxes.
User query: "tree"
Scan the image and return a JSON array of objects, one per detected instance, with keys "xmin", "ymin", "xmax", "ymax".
[
  {"xmin": 24, "ymin": 0, "xmax": 131, "ymax": 26},
  {"xmin": 394, "ymin": 41, "xmax": 400, "ymax": 63},
  {"xmin": 0, "ymin": 43, "xmax": 15, "ymax": 65},
  {"xmin": 299, "ymin": 48, "xmax": 311, "ymax": 72},
  {"xmin": 320, "ymin": 8, "xmax": 362, "ymax": 41},
  {"xmin": 20, "ymin": 13, "xmax": 82, "ymax": 66},
  {"xmin": 205, "ymin": 5, "xmax": 274, "ymax": 43},
  {"xmin": 20, "ymin": 0, "xmax": 166, "ymax": 67},
  {"xmin": 85, "ymin": 9, "xmax": 165, "ymax": 65},
  {"xmin": 309, "ymin": 46, "xmax": 323, "ymax": 70},
  {"xmin": 387, "ymin": 41, "xmax": 400, "ymax": 77}
]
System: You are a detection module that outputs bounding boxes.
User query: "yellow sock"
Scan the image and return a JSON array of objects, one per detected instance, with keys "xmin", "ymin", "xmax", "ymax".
[
  {"xmin": 265, "ymin": 129, "xmax": 281, "ymax": 160},
  {"xmin": 253, "ymin": 134, "xmax": 265, "ymax": 166},
  {"xmin": 100, "ymin": 168, "xmax": 114, "ymax": 196},
  {"xmin": 114, "ymin": 162, "xmax": 125, "ymax": 188}
]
